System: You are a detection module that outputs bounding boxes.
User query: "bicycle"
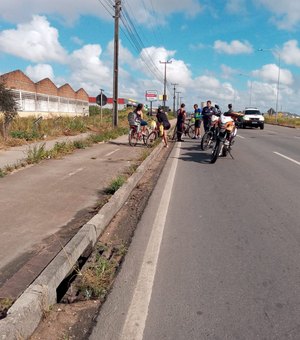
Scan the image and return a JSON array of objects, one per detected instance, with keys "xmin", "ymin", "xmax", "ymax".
[
  {"xmin": 172, "ymin": 120, "xmax": 195, "ymax": 141},
  {"xmin": 128, "ymin": 124, "xmax": 149, "ymax": 146},
  {"xmin": 146, "ymin": 121, "xmax": 160, "ymax": 147}
]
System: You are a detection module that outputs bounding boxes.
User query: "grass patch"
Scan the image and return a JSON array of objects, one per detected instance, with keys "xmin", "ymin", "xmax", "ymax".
[
  {"xmin": 0, "ymin": 298, "xmax": 14, "ymax": 320},
  {"xmin": 77, "ymin": 255, "xmax": 117, "ymax": 300},
  {"xmin": 265, "ymin": 116, "xmax": 300, "ymax": 127},
  {"xmin": 0, "ymin": 168, "xmax": 6, "ymax": 178},
  {"xmin": 26, "ymin": 143, "xmax": 48, "ymax": 164},
  {"xmin": 104, "ymin": 175, "xmax": 126, "ymax": 195}
]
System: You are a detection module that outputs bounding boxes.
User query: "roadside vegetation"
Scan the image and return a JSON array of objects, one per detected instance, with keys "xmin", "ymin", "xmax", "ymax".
[
  {"xmin": 0, "ymin": 107, "xmax": 129, "ymax": 149},
  {"xmin": 265, "ymin": 115, "xmax": 300, "ymax": 127}
]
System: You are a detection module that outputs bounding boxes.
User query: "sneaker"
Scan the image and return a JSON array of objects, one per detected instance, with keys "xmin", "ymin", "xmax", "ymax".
[{"xmin": 192, "ymin": 136, "xmax": 197, "ymax": 139}]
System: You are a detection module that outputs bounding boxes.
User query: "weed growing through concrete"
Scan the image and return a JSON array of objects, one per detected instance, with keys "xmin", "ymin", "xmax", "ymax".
[
  {"xmin": 104, "ymin": 176, "xmax": 126, "ymax": 195},
  {"xmin": 77, "ymin": 255, "xmax": 117, "ymax": 300}
]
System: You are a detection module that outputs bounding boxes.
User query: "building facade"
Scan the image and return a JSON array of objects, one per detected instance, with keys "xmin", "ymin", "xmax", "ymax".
[{"xmin": 0, "ymin": 70, "xmax": 89, "ymax": 117}]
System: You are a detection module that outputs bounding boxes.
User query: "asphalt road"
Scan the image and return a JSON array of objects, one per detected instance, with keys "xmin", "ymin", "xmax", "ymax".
[
  {"xmin": 0, "ymin": 135, "xmax": 145, "ymax": 287},
  {"xmin": 90, "ymin": 124, "xmax": 300, "ymax": 340}
]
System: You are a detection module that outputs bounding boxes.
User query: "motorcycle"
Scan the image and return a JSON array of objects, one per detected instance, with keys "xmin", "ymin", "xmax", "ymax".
[
  {"xmin": 210, "ymin": 113, "xmax": 242, "ymax": 164},
  {"xmin": 200, "ymin": 114, "xmax": 220, "ymax": 150}
]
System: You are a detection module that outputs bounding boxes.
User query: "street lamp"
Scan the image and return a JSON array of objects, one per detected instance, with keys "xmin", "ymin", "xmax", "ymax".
[
  {"xmin": 257, "ymin": 48, "xmax": 281, "ymax": 122},
  {"xmin": 239, "ymin": 73, "xmax": 253, "ymax": 106}
]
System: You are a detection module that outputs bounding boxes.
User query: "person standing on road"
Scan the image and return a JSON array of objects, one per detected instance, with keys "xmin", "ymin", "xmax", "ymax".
[
  {"xmin": 176, "ymin": 103, "xmax": 186, "ymax": 142},
  {"xmin": 201, "ymin": 100, "xmax": 217, "ymax": 132},
  {"xmin": 156, "ymin": 107, "xmax": 171, "ymax": 147},
  {"xmin": 227, "ymin": 103, "xmax": 233, "ymax": 114},
  {"xmin": 193, "ymin": 104, "xmax": 202, "ymax": 139}
]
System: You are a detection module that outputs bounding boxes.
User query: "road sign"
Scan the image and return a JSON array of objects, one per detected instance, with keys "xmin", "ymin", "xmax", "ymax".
[
  {"xmin": 145, "ymin": 90, "xmax": 158, "ymax": 102},
  {"xmin": 96, "ymin": 93, "xmax": 107, "ymax": 106}
]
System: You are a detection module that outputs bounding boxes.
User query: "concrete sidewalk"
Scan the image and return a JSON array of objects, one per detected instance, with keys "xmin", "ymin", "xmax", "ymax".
[
  {"xmin": 0, "ymin": 129, "xmax": 167, "ymax": 339},
  {"xmin": 0, "ymin": 132, "xmax": 91, "ymax": 169}
]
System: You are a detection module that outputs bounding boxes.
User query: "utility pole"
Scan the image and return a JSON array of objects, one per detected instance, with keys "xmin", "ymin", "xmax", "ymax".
[
  {"xmin": 113, "ymin": 0, "xmax": 121, "ymax": 128},
  {"xmin": 171, "ymin": 83, "xmax": 178, "ymax": 116},
  {"xmin": 159, "ymin": 60, "xmax": 172, "ymax": 110},
  {"xmin": 176, "ymin": 91, "xmax": 181, "ymax": 111}
]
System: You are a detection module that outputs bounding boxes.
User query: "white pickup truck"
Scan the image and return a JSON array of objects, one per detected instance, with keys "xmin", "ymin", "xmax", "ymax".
[{"xmin": 239, "ymin": 107, "xmax": 264, "ymax": 130}]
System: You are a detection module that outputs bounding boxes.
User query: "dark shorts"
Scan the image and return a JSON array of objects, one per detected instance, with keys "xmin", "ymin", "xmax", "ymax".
[
  {"xmin": 195, "ymin": 119, "xmax": 201, "ymax": 128},
  {"xmin": 163, "ymin": 122, "xmax": 171, "ymax": 130},
  {"xmin": 140, "ymin": 120, "xmax": 148, "ymax": 126}
]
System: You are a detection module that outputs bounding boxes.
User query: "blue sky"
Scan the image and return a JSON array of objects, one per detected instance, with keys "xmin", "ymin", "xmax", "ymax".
[{"xmin": 1, "ymin": 0, "xmax": 300, "ymax": 113}]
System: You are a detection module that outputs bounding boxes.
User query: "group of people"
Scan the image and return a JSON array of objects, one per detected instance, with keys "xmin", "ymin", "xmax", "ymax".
[
  {"xmin": 128, "ymin": 103, "xmax": 171, "ymax": 147},
  {"xmin": 176, "ymin": 101, "xmax": 235, "ymax": 141},
  {"xmin": 128, "ymin": 100, "xmax": 237, "ymax": 148}
]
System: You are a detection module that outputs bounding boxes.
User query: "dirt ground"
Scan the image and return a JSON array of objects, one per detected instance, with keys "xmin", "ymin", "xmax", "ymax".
[{"xmin": 30, "ymin": 142, "xmax": 173, "ymax": 340}]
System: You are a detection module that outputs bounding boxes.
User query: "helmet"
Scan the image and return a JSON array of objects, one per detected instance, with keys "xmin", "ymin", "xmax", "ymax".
[{"xmin": 215, "ymin": 104, "xmax": 219, "ymax": 109}]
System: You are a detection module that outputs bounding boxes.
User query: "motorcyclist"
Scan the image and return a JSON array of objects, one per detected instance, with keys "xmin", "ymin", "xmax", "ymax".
[
  {"xmin": 202, "ymin": 100, "xmax": 217, "ymax": 132},
  {"xmin": 222, "ymin": 104, "xmax": 243, "ymax": 144}
]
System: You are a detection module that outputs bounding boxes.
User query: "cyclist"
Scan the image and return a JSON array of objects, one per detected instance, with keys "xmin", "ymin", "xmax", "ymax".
[
  {"xmin": 193, "ymin": 104, "xmax": 202, "ymax": 139},
  {"xmin": 135, "ymin": 103, "xmax": 148, "ymax": 135}
]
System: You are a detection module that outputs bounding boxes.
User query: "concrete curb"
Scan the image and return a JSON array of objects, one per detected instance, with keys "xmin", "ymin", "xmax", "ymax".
[{"xmin": 0, "ymin": 142, "xmax": 164, "ymax": 340}]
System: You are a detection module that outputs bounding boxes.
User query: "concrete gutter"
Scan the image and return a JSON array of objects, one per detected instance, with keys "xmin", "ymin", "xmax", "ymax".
[{"xmin": 0, "ymin": 141, "xmax": 164, "ymax": 340}]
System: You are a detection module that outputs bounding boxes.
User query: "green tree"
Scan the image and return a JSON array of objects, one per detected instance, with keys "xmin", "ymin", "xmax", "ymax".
[{"xmin": 0, "ymin": 81, "xmax": 19, "ymax": 138}]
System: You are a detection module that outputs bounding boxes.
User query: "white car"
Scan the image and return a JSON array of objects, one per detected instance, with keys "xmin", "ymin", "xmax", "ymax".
[{"xmin": 240, "ymin": 107, "xmax": 264, "ymax": 130}]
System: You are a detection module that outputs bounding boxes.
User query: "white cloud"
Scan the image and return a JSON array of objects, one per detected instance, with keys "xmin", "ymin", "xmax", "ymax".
[
  {"xmin": 226, "ymin": 0, "xmax": 247, "ymax": 14},
  {"xmin": 189, "ymin": 43, "xmax": 205, "ymax": 51},
  {"xmin": 252, "ymin": 64, "xmax": 293, "ymax": 86},
  {"xmin": 257, "ymin": 0, "xmax": 300, "ymax": 30},
  {"xmin": 0, "ymin": 0, "xmax": 202, "ymax": 25},
  {"xmin": 71, "ymin": 36, "xmax": 84, "ymax": 46},
  {"xmin": 214, "ymin": 40, "xmax": 253, "ymax": 55},
  {"xmin": 25, "ymin": 64, "xmax": 54, "ymax": 81},
  {"xmin": 69, "ymin": 44, "xmax": 111, "ymax": 95},
  {"xmin": 220, "ymin": 64, "xmax": 237, "ymax": 79},
  {"xmin": 0, "ymin": 15, "xmax": 67, "ymax": 63},
  {"xmin": 281, "ymin": 40, "xmax": 300, "ymax": 67}
]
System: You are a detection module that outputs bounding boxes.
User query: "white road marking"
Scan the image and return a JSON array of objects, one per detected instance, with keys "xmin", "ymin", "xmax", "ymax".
[
  {"xmin": 236, "ymin": 135, "xmax": 245, "ymax": 139},
  {"xmin": 67, "ymin": 168, "xmax": 84, "ymax": 177},
  {"xmin": 273, "ymin": 152, "xmax": 300, "ymax": 166},
  {"xmin": 105, "ymin": 149, "xmax": 120, "ymax": 157},
  {"xmin": 121, "ymin": 144, "xmax": 181, "ymax": 340}
]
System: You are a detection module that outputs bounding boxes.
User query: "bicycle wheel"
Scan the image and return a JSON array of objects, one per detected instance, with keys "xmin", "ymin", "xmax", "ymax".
[
  {"xmin": 128, "ymin": 128, "xmax": 138, "ymax": 146},
  {"xmin": 210, "ymin": 140, "xmax": 221, "ymax": 164},
  {"xmin": 183, "ymin": 123, "xmax": 189, "ymax": 136},
  {"xmin": 188, "ymin": 125, "xmax": 196, "ymax": 139},
  {"xmin": 146, "ymin": 130, "xmax": 158, "ymax": 147},
  {"xmin": 142, "ymin": 128, "xmax": 149, "ymax": 145},
  {"xmin": 200, "ymin": 131, "xmax": 213, "ymax": 150}
]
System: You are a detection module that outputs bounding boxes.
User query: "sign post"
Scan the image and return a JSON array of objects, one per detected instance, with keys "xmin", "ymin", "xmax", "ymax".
[
  {"xmin": 145, "ymin": 90, "xmax": 158, "ymax": 116},
  {"xmin": 96, "ymin": 91, "xmax": 107, "ymax": 122}
]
